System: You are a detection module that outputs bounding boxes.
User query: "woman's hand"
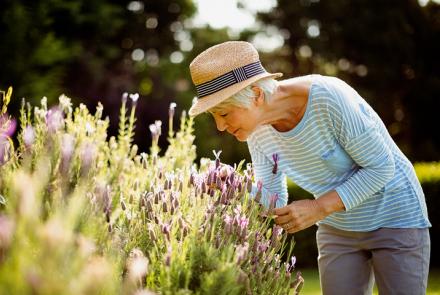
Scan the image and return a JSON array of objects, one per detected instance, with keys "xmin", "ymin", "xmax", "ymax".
[{"xmin": 273, "ymin": 191, "xmax": 345, "ymax": 233}]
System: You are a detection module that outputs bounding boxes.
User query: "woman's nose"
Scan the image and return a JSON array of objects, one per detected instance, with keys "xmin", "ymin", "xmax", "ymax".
[{"xmin": 214, "ymin": 116, "xmax": 227, "ymax": 132}]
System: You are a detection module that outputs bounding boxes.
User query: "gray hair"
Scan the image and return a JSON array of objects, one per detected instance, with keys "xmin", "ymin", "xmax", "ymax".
[{"xmin": 208, "ymin": 78, "xmax": 278, "ymax": 113}]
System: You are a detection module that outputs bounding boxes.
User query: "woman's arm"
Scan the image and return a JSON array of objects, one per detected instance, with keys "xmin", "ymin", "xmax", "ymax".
[{"xmin": 274, "ymin": 190, "xmax": 345, "ymax": 233}]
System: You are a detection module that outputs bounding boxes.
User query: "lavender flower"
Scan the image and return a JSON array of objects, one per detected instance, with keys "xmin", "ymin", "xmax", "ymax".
[
  {"xmin": 129, "ymin": 93, "xmax": 140, "ymax": 105},
  {"xmin": 148, "ymin": 224, "xmax": 157, "ymax": 242},
  {"xmin": 238, "ymin": 216, "xmax": 249, "ymax": 239},
  {"xmin": 164, "ymin": 245, "xmax": 172, "ymax": 266},
  {"xmin": 23, "ymin": 125, "xmax": 35, "ymax": 148},
  {"xmin": 223, "ymin": 214, "xmax": 233, "ymax": 235},
  {"xmin": 271, "ymin": 225, "xmax": 283, "ymax": 247},
  {"xmin": 46, "ymin": 107, "xmax": 64, "ymax": 133},
  {"xmin": 0, "ymin": 214, "xmax": 15, "ymax": 255},
  {"xmin": 60, "ymin": 134, "xmax": 75, "ymax": 173},
  {"xmin": 235, "ymin": 242, "xmax": 249, "ymax": 264},
  {"xmin": 122, "ymin": 92, "xmax": 128, "ymax": 104},
  {"xmin": 161, "ymin": 222, "xmax": 171, "ymax": 241},
  {"xmin": 0, "ymin": 116, "xmax": 15, "ymax": 164},
  {"xmin": 255, "ymin": 180, "xmax": 263, "ymax": 203},
  {"xmin": 257, "ymin": 240, "xmax": 270, "ymax": 253},
  {"xmin": 0, "ymin": 137, "xmax": 10, "ymax": 165},
  {"xmin": 120, "ymin": 199, "xmax": 127, "ymax": 211},
  {"xmin": 0, "ymin": 115, "xmax": 16, "ymax": 138},
  {"xmin": 269, "ymin": 193, "xmax": 279, "ymax": 211},
  {"xmin": 212, "ymin": 150, "xmax": 222, "ymax": 169},
  {"xmin": 80, "ymin": 141, "xmax": 97, "ymax": 173},
  {"xmin": 149, "ymin": 120, "xmax": 162, "ymax": 143},
  {"xmin": 272, "ymin": 153, "xmax": 279, "ymax": 174},
  {"xmin": 169, "ymin": 102, "xmax": 176, "ymax": 119}
]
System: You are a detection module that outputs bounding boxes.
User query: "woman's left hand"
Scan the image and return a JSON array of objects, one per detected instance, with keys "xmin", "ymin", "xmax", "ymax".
[
  {"xmin": 273, "ymin": 199, "xmax": 326, "ymax": 233},
  {"xmin": 273, "ymin": 191, "xmax": 346, "ymax": 233}
]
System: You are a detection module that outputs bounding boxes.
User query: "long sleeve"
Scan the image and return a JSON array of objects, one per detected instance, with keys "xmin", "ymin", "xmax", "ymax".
[
  {"xmin": 323, "ymin": 77, "xmax": 396, "ymax": 211},
  {"xmin": 247, "ymin": 141, "xmax": 288, "ymax": 208}
]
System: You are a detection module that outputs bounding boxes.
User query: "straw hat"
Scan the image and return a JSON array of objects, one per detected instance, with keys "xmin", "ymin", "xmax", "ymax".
[{"xmin": 188, "ymin": 41, "xmax": 282, "ymax": 116}]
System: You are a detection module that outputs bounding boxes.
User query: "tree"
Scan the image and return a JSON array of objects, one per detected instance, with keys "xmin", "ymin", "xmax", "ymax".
[
  {"xmin": 257, "ymin": 0, "xmax": 440, "ymax": 161},
  {"xmin": 0, "ymin": 0, "xmax": 197, "ymax": 153}
]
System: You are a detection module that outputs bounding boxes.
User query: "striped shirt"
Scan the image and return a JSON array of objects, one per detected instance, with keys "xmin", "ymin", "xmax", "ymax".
[{"xmin": 247, "ymin": 74, "xmax": 431, "ymax": 231}]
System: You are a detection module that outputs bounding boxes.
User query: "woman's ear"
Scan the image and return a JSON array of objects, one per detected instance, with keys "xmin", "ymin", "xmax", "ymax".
[{"xmin": 251, "ymin": 86, "xmax": 264, "ymax": 106}]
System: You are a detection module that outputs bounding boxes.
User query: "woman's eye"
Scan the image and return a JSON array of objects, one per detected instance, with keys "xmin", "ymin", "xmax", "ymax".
[{"xmin": 220, "ymin": 113, "xmax": 227, "ymax": 117}]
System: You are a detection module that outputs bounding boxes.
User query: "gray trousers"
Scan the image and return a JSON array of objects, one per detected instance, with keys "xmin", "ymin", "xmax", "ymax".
[{"xmin": 316, "ymin": 224, "xmax": 430, "ymax": 295}]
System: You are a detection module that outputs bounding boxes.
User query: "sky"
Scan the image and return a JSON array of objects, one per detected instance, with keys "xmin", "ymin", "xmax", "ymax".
[
  {"xmin": 192, "ymin": 0, "xmax": 276, "ymax": 30},
  {"xmin": 190, "ymin": 0, "xmax": 439, "ymax": 51},
  {"xmin": 191, "ymin": 0, "xmax": 283, "ymax": 51},
  {"xmin": 192, "ymin": 0, "xmax": 440, "ymax": 29}
]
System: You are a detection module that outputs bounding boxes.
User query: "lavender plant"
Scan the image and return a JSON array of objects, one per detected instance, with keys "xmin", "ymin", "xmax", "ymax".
[{"xmin": 0, "ymin": 89, "xmax": 303, "ymax": 295}]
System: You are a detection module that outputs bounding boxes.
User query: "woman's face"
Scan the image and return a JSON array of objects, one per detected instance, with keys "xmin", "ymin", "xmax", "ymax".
[{"xmin": 211, "ymin": 105, "xmax": 259, "ymax": 142}]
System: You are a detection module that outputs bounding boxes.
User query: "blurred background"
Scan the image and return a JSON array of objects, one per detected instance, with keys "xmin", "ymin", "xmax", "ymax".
[{"xmin": 1, "ymin": 0, "xmax": 439, "ymax": 272}]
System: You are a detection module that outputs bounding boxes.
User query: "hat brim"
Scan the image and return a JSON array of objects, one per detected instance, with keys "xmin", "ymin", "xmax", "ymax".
[{"xmin": 188, "ymin": 72, "xmax": 283, "ymax": 117}]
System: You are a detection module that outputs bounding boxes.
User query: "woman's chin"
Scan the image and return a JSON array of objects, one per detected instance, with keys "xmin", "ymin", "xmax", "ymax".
[{"xmin": 234, "ymin": 131, "xmax": 248, "ymax": 142}]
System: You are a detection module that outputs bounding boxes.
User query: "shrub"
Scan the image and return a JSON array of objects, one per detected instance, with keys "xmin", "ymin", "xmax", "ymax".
[{"xmin": 0, "ymin": 89, "xmax": 303, "ymax": 294}]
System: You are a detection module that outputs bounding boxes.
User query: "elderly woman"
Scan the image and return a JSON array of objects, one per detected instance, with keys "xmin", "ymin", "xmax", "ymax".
[{"xmin": 188, "ymin": 41, "xmax": 430, "ymax": 295}]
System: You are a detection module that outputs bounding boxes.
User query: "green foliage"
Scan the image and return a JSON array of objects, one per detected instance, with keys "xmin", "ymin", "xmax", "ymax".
[{"xmin": 414, "ymin": 162, "xmax": 440, "ymax": 183}]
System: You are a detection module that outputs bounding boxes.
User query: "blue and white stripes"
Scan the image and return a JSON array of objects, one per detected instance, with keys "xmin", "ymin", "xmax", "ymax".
[
  {"xmin": 195, "ymin": 61, "xmax": 265, "ymax": 98},
  {"xmin": 247, "ymin": 74, "xmax": 431, "ymax": 231}
]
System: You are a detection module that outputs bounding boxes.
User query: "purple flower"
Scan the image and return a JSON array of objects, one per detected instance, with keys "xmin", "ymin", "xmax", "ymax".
[
  {"xmin": 257, "ymin": 240, "xmax": 270, "ymax": 253},
  {"xmin": 269, "ymin": 193, "xmax": 279, "ymax": 210},
  {"xmin": 285, "ymin": 256, "xmax": 296, "ymax": 273},
  {"xmin": 223, "ymin": 214, "xmax": 233, "ymax": 235},
  {"xmin": 80, "ymin": 141, "xmax": 97, "ymax": 173},
  {"xmin": 272, "ymin": 153, "xmax": 279, "ymax": 174},
  {"xmin": 290, "ymin": 256, "xmax": 297, "ymax": 270},
  {"xmin": 212, "ymin": 150, "xmax": 222, "ymax": 169},
  {"xmin": 23, "ymin": 125, "xmax": 35, "ymax": 148},
  {"xmin": 60, "ymin": 134, "xmax": 75, "ymax": 173},
  {"xmin": 235, "ymin": 242, "xmax": 249, "ymax": 264},
  {"xmin": 239, "ymin": 216, "xmax": 249, "ymax": 231},
  {"xmin": 165, "ymin": 245, "xmax": 172, "ymax": 266},
  {"xmin": 255, "ymin": 180, "xmax": 263, "ymax": 203},
  {"xmin": 46, "ymin": 107, "xmax": 64, "ymax": 133},
  {"xmin": 161, "ymin": 222, "xmax": 171, "ymax": 241},
  {"xmin": 246, "ymin": 176, "xmax": 252, "ymax": 193},
  {"xmin": 271, "ymin": 225, "xmax": 283, "ymax": 246},
  {"xmin": 0, "ymin": 115, "xmax": 16, "ymax": 138}
]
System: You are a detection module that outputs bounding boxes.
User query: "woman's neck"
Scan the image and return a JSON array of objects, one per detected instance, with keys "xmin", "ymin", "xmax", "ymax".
[{"xmin": 258, "ymin": 80, "xmax": 312, "ymax": 132}]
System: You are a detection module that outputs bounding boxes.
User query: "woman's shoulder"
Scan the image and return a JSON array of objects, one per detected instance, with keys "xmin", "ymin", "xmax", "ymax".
[{"xmin": 276, "ymin": 75, "xmax": 315, "ymax": 97}]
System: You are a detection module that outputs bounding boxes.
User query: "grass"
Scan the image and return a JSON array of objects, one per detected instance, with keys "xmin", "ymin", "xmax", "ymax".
[{"xmin": 298, "ymin": 268, "xmax": 440, "ymax": 295}]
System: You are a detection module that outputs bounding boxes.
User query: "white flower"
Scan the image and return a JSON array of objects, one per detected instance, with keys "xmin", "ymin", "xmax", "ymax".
[
  {"xmin": 129, "ymin": 93, "xmax": 140, "ymax": 102},
  {"xmin": 169, "ymin": 102, "xmax": 177, "ymax": 117},
  {"xmin": 122, "ymin": 92, "xmax": 128, "ymax": 103},
  {"xmin": 85, "ymin": 122, "xmax": 95, "ymax": 135},
  {"xmin": 58, "ymin": 94, "xmax": 72, "ymax": 113}
]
